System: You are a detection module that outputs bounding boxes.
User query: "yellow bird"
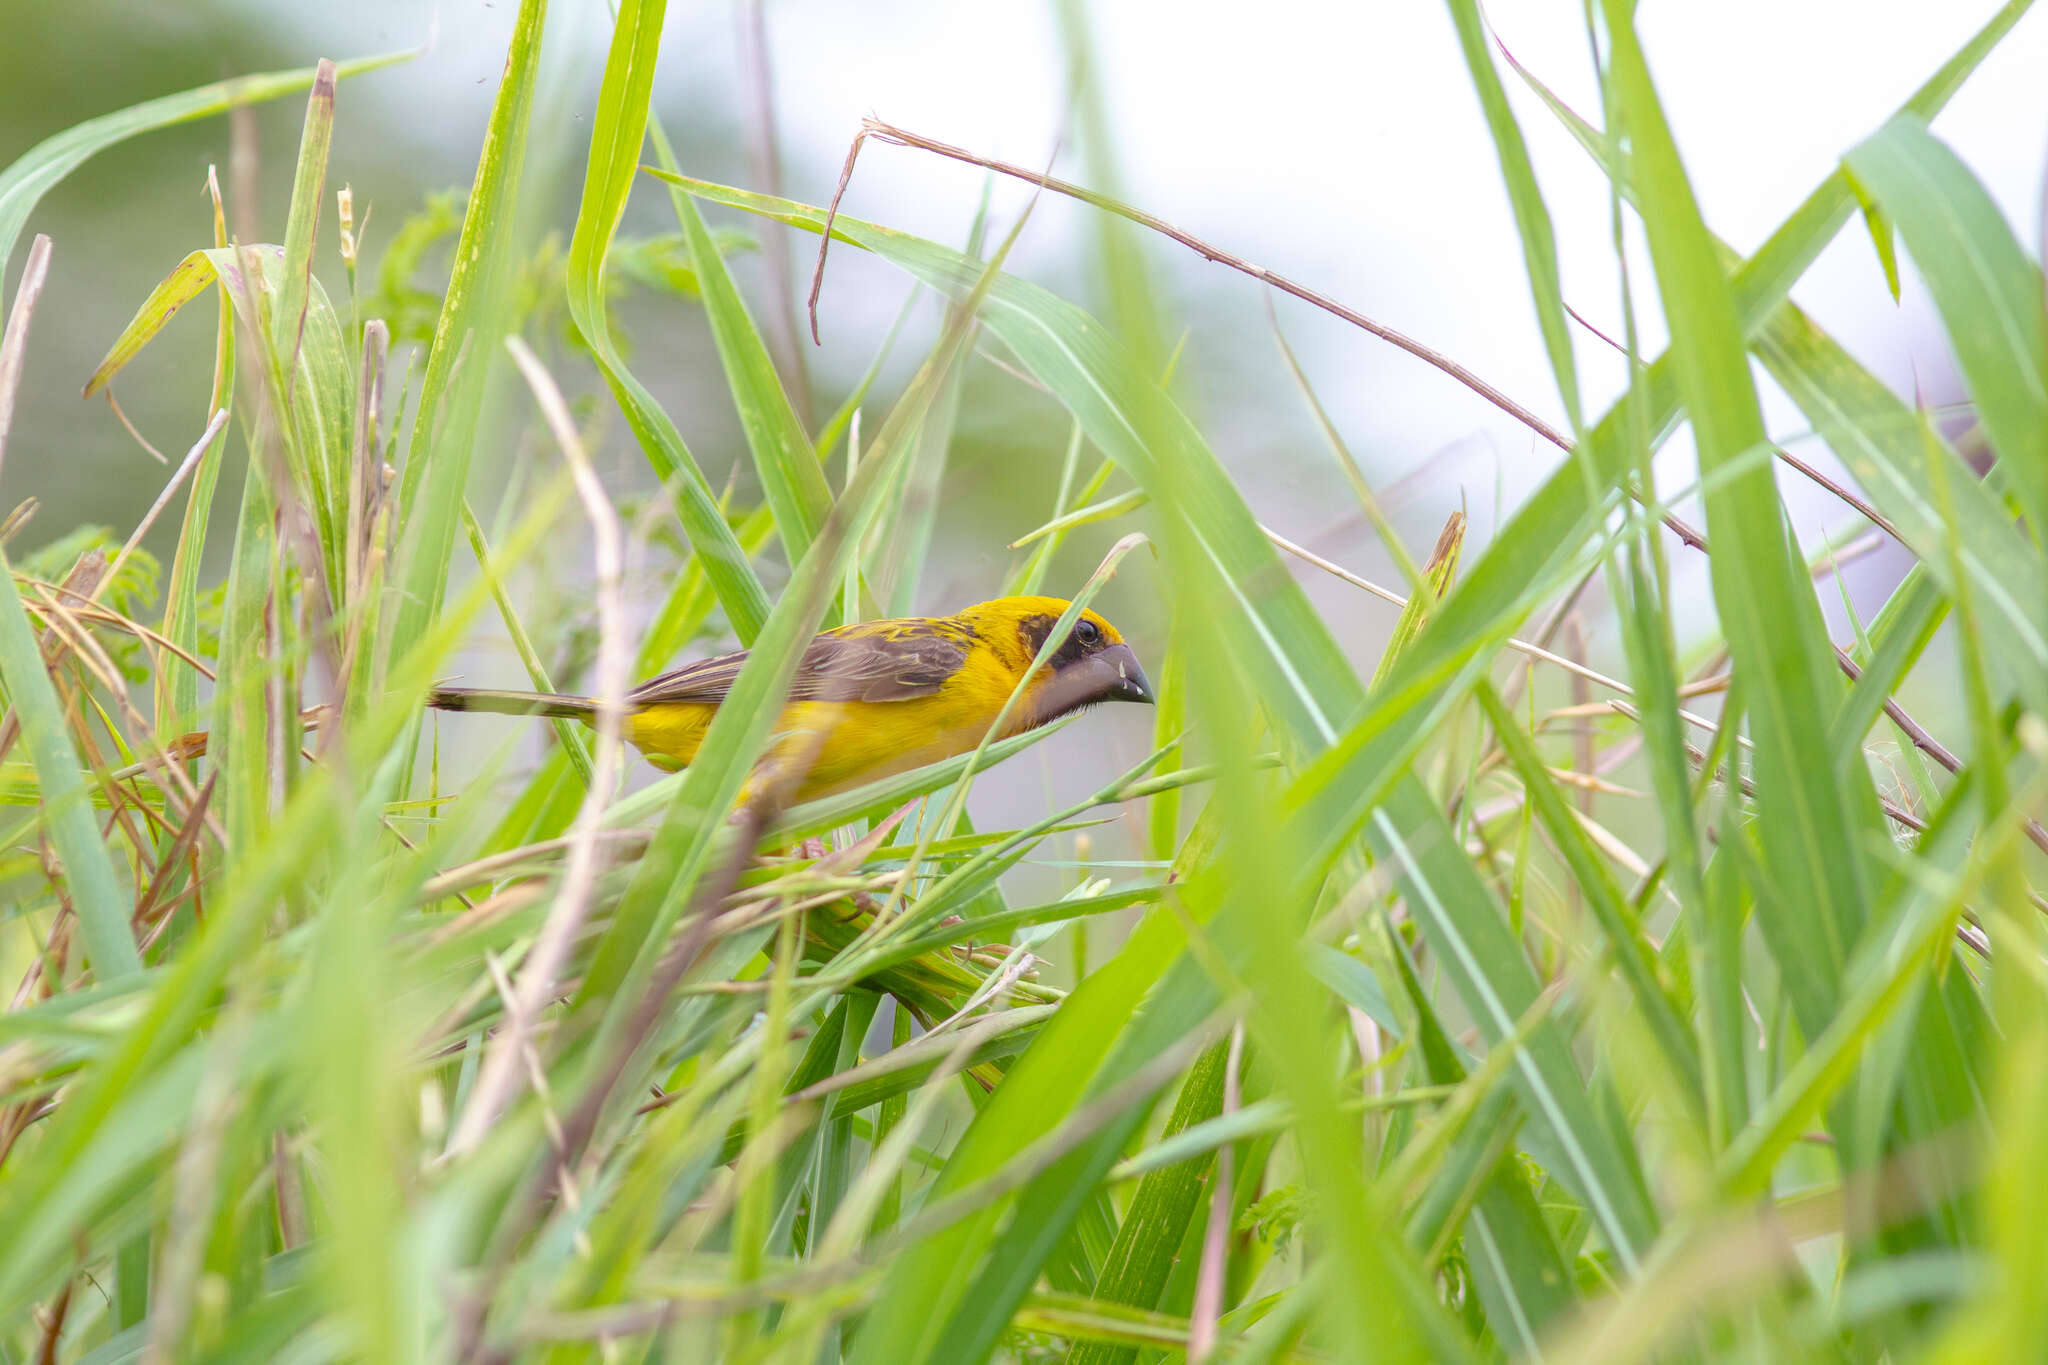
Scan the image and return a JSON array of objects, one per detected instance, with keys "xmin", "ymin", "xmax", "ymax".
[{"xmin": 427, "ymin": 596, "xmax": 1154, "ymax": 803}]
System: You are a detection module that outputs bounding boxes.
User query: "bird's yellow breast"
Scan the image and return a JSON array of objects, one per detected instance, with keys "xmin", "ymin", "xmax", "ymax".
[{"xmin": 622, "ymin": 645, "xmax": 1039, "ymax": 802}]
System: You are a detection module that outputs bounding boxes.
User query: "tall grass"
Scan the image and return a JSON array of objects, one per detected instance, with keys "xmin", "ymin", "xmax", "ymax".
[{"xmin": 3, "ymin": 2, "xmax": 2046, "ymax": 1361}]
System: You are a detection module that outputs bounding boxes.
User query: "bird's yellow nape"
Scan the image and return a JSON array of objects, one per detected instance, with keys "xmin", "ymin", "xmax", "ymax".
[{"xmin": 953, "ymin": 596, "xmax": 1127, "ymax": 647}]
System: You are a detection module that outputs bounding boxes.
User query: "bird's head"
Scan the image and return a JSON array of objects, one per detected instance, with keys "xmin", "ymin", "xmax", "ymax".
[{"xmin": 957, "ymin": 595, "xmax": 1155, "ymax": 723}]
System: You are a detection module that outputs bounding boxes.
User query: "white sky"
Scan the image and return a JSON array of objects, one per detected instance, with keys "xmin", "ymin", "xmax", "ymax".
[
  {"xmin": 732, "ymin": 0, "xmax": 2043, "ymax": 464},
  {"xmin": 307, "ymin": 0, "xmax": 2047, "ymax": 490}
]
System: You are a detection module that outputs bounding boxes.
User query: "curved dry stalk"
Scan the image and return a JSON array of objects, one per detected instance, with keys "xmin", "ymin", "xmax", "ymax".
[
  {"xmin": 1264, "ymin": 526, "xmax": 1634, "ymax": 698},
  {"xmin": 101, "ymin": 390, "xmax": 171, "ymax": 465},
  {"xmin": 21, "ymin": 578, "xmax": 221, "ymax": 848},
  {"xmin": 0, "ymin": 549, "xmax": 105, "ymax": 770},
  {"xmin": 29, "ymin": 588, "xmax": 217, "ymax": 684},
  {"xmin": 818, "ymin": 120, "xmax": 1572, "ymax": 456},
  {"xmin": 0, "ymin": 235, "xmax": 52, "ymax": 478},
  {"xmin": 97, "ymin": 409, "xmax": 230, "ymax": 602},
  {"xmin": 443, "ymin": 338, "xmax": 630, "ymax": 1159},
  {"xmin": 419, "ymin": 830, "xmax": 650, "ymax": 903},
  {"xmin": 1566, "ymin": 299, "xmax": 1908, "ymax": 544}
]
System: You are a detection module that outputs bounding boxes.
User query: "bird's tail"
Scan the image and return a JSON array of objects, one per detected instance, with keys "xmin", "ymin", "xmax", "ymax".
[
  {"xmin": 426, "ymin": 687, "xmax": 598, "ymax": 720},
  {"xmin": 159, "ymin": 691, "xmax": 593, "ymax": 763},
  {"xmin": 163, "ymin": 703, "xmax": 337, "ymax": 762}
]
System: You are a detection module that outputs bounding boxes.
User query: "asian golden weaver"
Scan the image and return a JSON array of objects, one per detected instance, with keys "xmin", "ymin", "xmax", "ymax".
[{"xmin": 426, "ymin": 596, "xmax": 1154, "ymax": 803}]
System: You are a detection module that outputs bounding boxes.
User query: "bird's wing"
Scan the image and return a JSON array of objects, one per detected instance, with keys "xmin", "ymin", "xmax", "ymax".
[{"xmin": 628, "ymin": 620, "xmax": 973, "ymax": 707}]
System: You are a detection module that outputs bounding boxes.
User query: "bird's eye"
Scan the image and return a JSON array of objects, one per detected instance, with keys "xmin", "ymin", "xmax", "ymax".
[{"xmin": 1074, "ymin": 618, "xmax": 1102, "ymax": 648}]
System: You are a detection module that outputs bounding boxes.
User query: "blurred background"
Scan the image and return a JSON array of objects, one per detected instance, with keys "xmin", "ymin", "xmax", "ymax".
[{"xmin": 3, "ymin": 0, "xmax": 2041, "ymax": 882}]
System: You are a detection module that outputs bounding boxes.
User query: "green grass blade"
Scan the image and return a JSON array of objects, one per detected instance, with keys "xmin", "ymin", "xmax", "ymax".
[
  {"xmin": 0, "ymin": 50, "xmax": 413, "ymax": 295},
  {"xmin": 1509, "ymin": 0, "xmax": 2033, "ymax": 327},
  {"xmin": 0, "ymin": 558, "xmax": 139, "ymax": 980},
  {"xmin": 390, "ymin": 0, "xmax": 551, "ymax": 667},
  {"xmin": 1370, "ymin": 793, "xmax": 1659, "ymax": 1272},
  {"xmin": 1442, "ymin": 0, "xmax": 1582, "ymax": 431},
  {"xmin": 1411, "ymin": 0, "xmax": 2034, "ymax": 731},
  {"xmin": 1390, "ymin": 943, "xmax": 1578, "ymax": 1349},
  {"xmin": 156, "ymin": 190, "xmax": 236, "ymax": 742},
  {"xmin": 1475, "ymin": 684, "xmax": 1699, "ymax": 1097},
  {"xmin": 211, "ymin": 440, "xmax": 279, "ymax": 852},
  {"xmin": 0, "ymin": 768, "xmax": 344, "ymax": 1312},
  {"xmin": 671, "ymin": 188, "xmax": 834, "ymax": 568},
  {"xmin": 0, "ymin": 248, "xmax": 140, "ymax": 981},
  {"xmin": 1067, "ymin": 1040, "xmax": 1228, "ymax": 1365},
  {"xmin": 1843, "ymin": 115, "xmax": 2048, "ymax": 544},
  {"xmin": 1604, "ymin": 0, "xmax": 1879, "ymax": 1039},
  {"xmin": 90, "ymin": 244, "xmax": 358, "ymax": 626},
  {"xmin": 275, "ymin": 61, "xmax": 334, "ymax": 395},
  {"xmin": 846, "ymin": 856, "xmax": 1225, "ymax": 1365},
  {"xmin": 637, "ymin": 504, "xmax": 776, "ymax": 674},
  {"xmin": 11, "ymin": 5, "xmax": 2042, "ymax": 1358},
  {"xmin": 1718, "ymin": 787, "xmax": 1981, "ymax": 1196},
  {"xmin": 483, "ymin": 501, "xmax": 773, "ymax": 852},
  {"xmin": 1755, "ymin": 301, "xmax": 2048, "ymax": 715},
  {"xmin": 570, "ymin": 310, "xmax": 979, "ymax": 1068},
  {"xmin": 1830, "ymin": 567, "xmax": 1948, "ymax": 758},
  {"xmin": 459, "ymin": 498, "xmax": 594, "ymax": 786},
  {"xmin": 565, "ymin": 0, "xmax": 771, "ymax": 643},
  {"xmin": 880, "ymin": 349, "xmax": 967, "ymax": 617}
]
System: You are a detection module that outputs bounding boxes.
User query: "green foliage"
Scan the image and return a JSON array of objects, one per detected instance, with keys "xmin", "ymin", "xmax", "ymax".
[
  {"xmin": 368, "ymin": 188, "xmax": 470, "ymax": 345},
  {"xmin": 609, "ymin": 226, "xmax": 759, "ymax": 298},
  {"xmin": 2, "ymin": 4, "xmax": 2046, "ymax": 1363},
  {"xmin": 1238, "ymin": 1185, "xmax": 1307, "ymax": 1258},
  {"xmin": 370, "ymin": 190, "xmax": 749, "ymax": 351}
]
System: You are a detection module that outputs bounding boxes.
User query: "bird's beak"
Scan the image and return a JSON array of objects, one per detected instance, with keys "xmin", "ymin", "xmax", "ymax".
[
  {"xmin": 1095, "ymin": 643, "xmax": 1155, "ymax": 705},
  {"xmin": 1034, "ymin": 643, "xmax": 1156, "ymax": 721}
]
